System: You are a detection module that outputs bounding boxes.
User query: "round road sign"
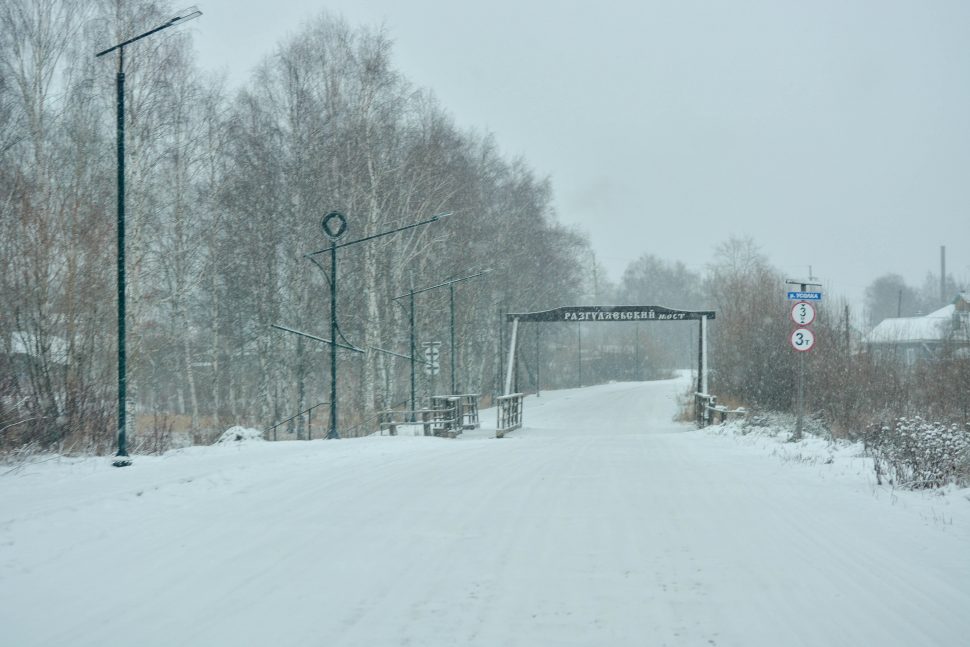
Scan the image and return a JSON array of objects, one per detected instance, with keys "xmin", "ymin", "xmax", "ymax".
[
  {"xmin": 790, "ymin": 327, "xmax": 816, "ymax": 352},
  {"xmin": 790, "ymin": 301, "xmax": 816, "ymax": 326}
]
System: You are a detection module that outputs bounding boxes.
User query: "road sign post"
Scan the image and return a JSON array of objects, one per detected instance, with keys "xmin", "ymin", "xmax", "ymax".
[
  {"xmin": 423, "ymin": 341, "xmax": 441, "ymax": 399},
  {"xmin": 785, "ymin": 280, "xmax": 822, "ymax": 441},
  {"xmin": 423, "ymin": 344, "xmax": 440, "ymax": 375}
]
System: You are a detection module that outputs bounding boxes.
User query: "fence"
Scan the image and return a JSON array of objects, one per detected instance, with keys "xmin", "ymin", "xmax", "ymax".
[
  {"xmin": 265, "ymin": 402, "xmax": 328, "ymax": 441},
  {"xmin": 379, "ymin": 398, "xmax": 462, "ymax": 438},
  {"xmin": 265, "ymin": 395, "xmax": 480, "ymax": 441},
  {"xmin": 496, "ymin": 393, "xmax": 524, "ymax": 438},
  {"xmin": 456, "ymin": 394, "xmax": 481, "ymax": 430},
  {"xmin": 431, "ymin": 394, "xmax": 480, "ymax": 431},
  {"xmin": 694, "ymin": 392, "xmax": 747, "ymax": 428}
]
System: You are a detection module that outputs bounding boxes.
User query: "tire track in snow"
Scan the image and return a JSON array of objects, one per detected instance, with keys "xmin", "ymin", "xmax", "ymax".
[{"xmin": 3, "ymin": 378, "xmax": 969, "ymax": 646}]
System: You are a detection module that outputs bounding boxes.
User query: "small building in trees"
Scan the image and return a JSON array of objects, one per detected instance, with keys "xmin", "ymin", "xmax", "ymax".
[
  {"xmin": 1, "ymin": 332, "xmax": 68, "ymax": 403},
  {"xmin": 864, "ymin": 293, "xmax": 970, "ymax": 363}
]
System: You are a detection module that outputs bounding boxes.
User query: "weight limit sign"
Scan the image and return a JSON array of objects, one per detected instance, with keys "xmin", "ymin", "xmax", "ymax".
[
  {"xmin": 790, "ymin": 301, "xmax": 816, "ymax": 326},
  {"xmin": 790, "ymin": 327, "xmax": 816, "ymax": 352}
]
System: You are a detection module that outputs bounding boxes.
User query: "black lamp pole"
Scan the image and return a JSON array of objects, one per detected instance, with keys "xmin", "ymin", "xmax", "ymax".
[
  {"xmin": 309, "ymin": 212, "xmax": 450, "ymax": 439},
  {"xmin": 96, "ymin": 7, "xmax": 201, "ymax": 467},
  {"xmin": 329, "ymin": 229, "xmax": 339, "ymax": 438},
  {"xmin": 114, "ymin": 47, "xmax": 127, "ymax": 462},
  {"xmin": 409, "ymin": 287, "xmax": 416, "ymax": 414},
  {"xmin": 392, "ymin": 269, "xmax": 490, "ymax": 408},
  {"xmin": 449, "ymin": 285, "xmax": 456, "ymax": 394}
]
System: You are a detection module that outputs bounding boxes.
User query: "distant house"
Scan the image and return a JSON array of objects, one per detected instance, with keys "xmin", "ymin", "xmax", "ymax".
[
  {"xmin": 1, "ymin": 332, "xmax": 68, "ymax": 398},
  {"xmin": 864, "ymin": 294, "xmax": 970, "ymax": 363}
]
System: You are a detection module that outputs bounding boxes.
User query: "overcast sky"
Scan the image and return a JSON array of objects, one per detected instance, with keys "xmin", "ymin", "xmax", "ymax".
[{"xmin": 189, "ymin": 0, "xmax": 970, "ymax": 308}]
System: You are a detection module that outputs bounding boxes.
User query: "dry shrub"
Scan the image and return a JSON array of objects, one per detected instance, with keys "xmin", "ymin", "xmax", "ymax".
[{"xmin": 864, "ymin": 416, "xmax": 970, "ymax": 489}]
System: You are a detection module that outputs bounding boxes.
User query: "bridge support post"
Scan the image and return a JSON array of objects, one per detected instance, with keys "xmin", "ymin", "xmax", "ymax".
[
  {"xmin": 504, "ymin": 317, "xmax": 519, "ymax": 395},
  {"xmin": 701, "ymin": 315, "xmax": 708, "ymax": 395}
]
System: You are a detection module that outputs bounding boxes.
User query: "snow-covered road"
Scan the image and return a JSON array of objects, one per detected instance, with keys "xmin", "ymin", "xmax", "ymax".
[{"xmin": 2, "ymin": 377, "xmax": 968, "ymax": 646}]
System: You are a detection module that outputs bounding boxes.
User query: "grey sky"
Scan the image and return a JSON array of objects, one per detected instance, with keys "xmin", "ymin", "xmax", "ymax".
[{"xmin": 190, "ymin": 0, "xmax": 970, "ymax": 308}]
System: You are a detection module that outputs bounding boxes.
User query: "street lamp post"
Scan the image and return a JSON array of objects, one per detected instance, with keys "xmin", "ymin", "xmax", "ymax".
[
  {"xmin": 409, "ymin": 286, "xmax": 416, "ymax": 415},
  {"xmin": 308, "ymin": 212, "xmax": 450, "ymax": 439},
  {"xmin": 96, "ymin": 7, "xmax": 202, "ymax": 467},
  {"xmin": 320, "ymin": 212, "xmax": 348, "ymax": 439},
  {"xmin": 392, "ymin": 269, "xmax": 490, "ymax": 410},
  {"xmin": 449, "ymin": 285, "xmax": 456, "ymax": 394}
]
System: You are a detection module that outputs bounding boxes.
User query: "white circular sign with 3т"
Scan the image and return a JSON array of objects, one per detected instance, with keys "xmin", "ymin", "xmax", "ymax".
[
  {"xmin": 790, "ymin": 327, "xmax": 816, "ymax": 352},
  {"xmin": 790, "ymin": 301, "xmax": 816, "ymax": 326}
]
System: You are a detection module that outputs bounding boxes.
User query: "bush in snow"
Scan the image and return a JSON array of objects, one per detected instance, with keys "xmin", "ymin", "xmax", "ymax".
[
  {"xmin": 864, "ymin": 417, "xmax": 970, "ymax": 489},
  {"xmin": 216, "ymin": 426, "xmax": 264, "ymax": 444},
  {"xmin": 736, "ymin": 411, "xmax": 831, "ymax": 440}
]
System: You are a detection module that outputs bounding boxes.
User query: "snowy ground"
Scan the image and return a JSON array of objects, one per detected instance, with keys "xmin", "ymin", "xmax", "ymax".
[{"xmin": 2, "ymin": 375, "xmax": 968, "ymax": 646}]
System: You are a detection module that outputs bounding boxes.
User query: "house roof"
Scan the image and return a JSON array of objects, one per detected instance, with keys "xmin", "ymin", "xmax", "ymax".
[
  {"xmin": 8, "ymin": 331, "xmax": 68, "ymax": 364},
  {"xmin": 865, "ymin": 304, "xmax": 954, "ymax": 345}
]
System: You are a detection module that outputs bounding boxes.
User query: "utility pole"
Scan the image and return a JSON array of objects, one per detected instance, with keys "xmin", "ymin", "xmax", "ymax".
[{"xmin": 941, "ymin": 245, "xmax": 947, "ymax": 305}]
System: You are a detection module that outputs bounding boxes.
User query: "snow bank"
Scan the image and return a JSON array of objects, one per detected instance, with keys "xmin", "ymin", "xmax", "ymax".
[
  {"xmin": 215, "ymin": 426, "xmax": 264, "ymax": 444},
  {"xmin": 706, "ymin": 413, "xmax": 970, "ymax": 490}
]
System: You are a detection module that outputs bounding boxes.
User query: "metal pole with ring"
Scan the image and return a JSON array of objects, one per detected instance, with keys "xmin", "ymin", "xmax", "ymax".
[{"xmin": 322, "ymin": 211, "xmax": 347, "ymax": 439}]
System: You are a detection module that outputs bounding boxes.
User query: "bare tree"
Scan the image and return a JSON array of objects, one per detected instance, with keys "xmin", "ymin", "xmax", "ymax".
[{"xmin": 704, "ymin": 237, "xmax": 792, "ymax": 409}]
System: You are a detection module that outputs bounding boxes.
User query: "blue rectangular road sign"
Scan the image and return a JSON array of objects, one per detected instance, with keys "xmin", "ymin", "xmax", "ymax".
[{"xmin": 787, "ymin": 291, "xmax": 822, "ymax": 300}]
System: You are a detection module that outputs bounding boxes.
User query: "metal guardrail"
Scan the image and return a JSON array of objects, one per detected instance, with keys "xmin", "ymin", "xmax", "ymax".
[{"xmin": 496, "ymin": 393, "xmax": 524, "ymax": 438}]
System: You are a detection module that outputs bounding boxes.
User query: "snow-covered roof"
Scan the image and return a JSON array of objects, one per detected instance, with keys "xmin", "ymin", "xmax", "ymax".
[
  {"xmin": 865, "ymin": 304, "xmax": 953, "ymax": 345},
  {"xmin": 8, "ymin": 331, "xmax": 68, "ymax": 363}
]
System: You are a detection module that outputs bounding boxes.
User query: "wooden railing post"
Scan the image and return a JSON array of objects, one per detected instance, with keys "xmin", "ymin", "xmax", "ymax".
[
  {"xmin": 496, "ymin": 393, "xmax": 524, "ymax": 438},
  {"xmin": 462, "ymin": 394, "xmax": 480, "ymax": 429}
]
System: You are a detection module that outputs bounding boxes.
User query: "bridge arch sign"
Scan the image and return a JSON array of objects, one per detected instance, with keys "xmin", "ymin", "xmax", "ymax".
[
  {"xmin": 500, "ymin": 306, "xmax": 717, "ymax": 434},
  {"xmin": 507, "ymin": 305, "xmax": 715, "ymax": 323}
]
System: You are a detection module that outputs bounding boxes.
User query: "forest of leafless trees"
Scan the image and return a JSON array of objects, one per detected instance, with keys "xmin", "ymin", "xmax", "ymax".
[
  {"xmin": 0, "ymin": 0, "xmax": 596, "ymax": 453},
  {"xmin": 2, "ymin": 1, "xmax": 966, "ymax": 459}
]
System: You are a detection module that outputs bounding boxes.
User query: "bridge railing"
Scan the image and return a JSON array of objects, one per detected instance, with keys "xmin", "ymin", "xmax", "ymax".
[
  {"xmin": 456, "ymin": 394, "xmax": 481, "ymax": 430},
  {"xmin": 496, "ymin": 393, "xmax": 524, "ymax": 438},
  {"xmin": 379, "ymin": 401, "xmax": 461, "ymax": 438},
  {"xmin": 694, "ymin": 392, "xmax": 747, "ymax": 428},
  {"xmin": 432, "ymin": 394, "xmax": 481, "ymax": 430}
]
